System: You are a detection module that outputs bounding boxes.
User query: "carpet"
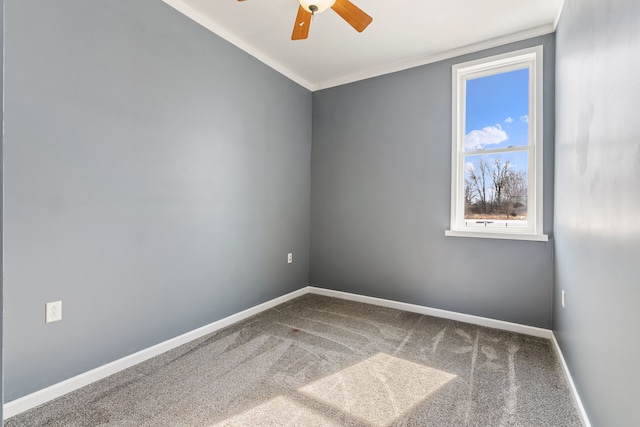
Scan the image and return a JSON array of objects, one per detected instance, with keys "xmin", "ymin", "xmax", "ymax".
[{"xmin": 5, "ymin": 294, "xmax": 582, "ymax": 426}]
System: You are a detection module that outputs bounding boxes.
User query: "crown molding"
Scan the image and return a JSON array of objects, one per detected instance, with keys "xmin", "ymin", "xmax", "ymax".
[
  {"xmin": 161, "ymin": 0, "xmax": 314, "ymax": 91},
  {"xmin": 163, "ymin": 1, "xmax": 557, "ymax": 92}
]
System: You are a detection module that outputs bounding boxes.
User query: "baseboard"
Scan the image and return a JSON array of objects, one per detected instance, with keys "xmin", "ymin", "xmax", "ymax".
[
  {"xmin": 308, "ymin": 287, "xmax": 553, "ymax": 338},
  {"xmin": 3, "ymin": 287, "xmax": 308, "ymax": 419},
  {"xmin": 310, "ymin": 287, "xmax": 593, "ymax": 425},
  {"xmin": 550, "ymin": 333, "xmax": 591, "ymax": 427},
  {"xmin": 5, "ymin": 285, "xmax": 583, "ymax": 423}
]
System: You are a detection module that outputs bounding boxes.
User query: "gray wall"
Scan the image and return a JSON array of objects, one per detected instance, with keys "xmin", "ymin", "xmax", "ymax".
[
  {"xmin": 554, "ymin": 0, "xmax": 640, "ymax": 425},
  {"xmin": 1, "ymin": 0, "xmax": 4, "ymax": 420},
  {"xmin": 4, "ymin": 0, "xmax": 311, "ymax": 401},
  {"xmin": 311, "ymin": 35, "xmax": 556, "ymax": 328}
]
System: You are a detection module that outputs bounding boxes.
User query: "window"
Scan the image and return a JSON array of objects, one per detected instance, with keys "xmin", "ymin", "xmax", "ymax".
[{"xmin": 446, "ymin": 46, "xmax": 547, "ymax": 241}]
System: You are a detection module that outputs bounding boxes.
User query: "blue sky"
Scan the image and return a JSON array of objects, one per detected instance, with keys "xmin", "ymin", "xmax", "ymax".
[
  {"xmin": 464, "ymin": 68, "xmax": 530, "ymax": 178},
  {"xmin": 465, "ymin": 68, "xmax": 529, "ymax": 151}
]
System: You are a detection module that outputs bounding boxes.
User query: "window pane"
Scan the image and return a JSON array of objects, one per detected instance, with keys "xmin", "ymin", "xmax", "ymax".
[
  {"xmin": 463, "ymin": 152, "xmax": 528, "ymax": 228},
  {"xmin": 465, "ymin": 68, "xmax": 529, "ymax": 151}
]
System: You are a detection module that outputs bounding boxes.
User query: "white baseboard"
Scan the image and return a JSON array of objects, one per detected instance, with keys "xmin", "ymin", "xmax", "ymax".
[
  {"xmin": 550, "ymin": 333, "xmax": 591, "ymax": 427},
  {"xmin": 308, "ymin": 287, "xmax": 553, "ymax": 338},
  {"xmin": 3, "ymin": 287, "xmax": 308, "ymax": 419},
  {"xmin": 6, "ymin": 285, "xmax": 589, "ymax": 427},
  {"xmin": 311, "ymin": 287, "xmax": 591, "ymax": 427}
]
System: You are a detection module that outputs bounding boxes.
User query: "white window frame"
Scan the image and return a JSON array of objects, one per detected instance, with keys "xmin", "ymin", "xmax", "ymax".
[{"xmin": 446, "ymin": 46, "xmax": 548, "ymax": 241}]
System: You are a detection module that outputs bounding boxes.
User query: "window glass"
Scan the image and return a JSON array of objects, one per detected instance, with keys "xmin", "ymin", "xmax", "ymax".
[
  {"xmin": 447, "ymin": 46, "xmax": 546, "ymax": 241},
  {"xmin": 465, "ymin": 68, "xmax": 529, "ymax": 150},
  {"xmin": 463, "ymin": 153, "xmax": 528, "ymax": 227}
]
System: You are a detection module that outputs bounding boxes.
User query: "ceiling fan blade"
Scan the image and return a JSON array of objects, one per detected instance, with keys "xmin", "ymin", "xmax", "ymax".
[
  {"xmin": 331, "ymin": 0, "xmax": 372, "ymax": 33},
  {"xmin": 292, "ymin": 5, "xmax": 312, "ymax": 40}
]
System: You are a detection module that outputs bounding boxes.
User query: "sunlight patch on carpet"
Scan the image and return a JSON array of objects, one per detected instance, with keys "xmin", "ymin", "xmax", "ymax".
[
  {"xmin": 299, "ymin": 352, "xmax": 456, "ymax": 426},
  {"xmin": 210, "ymin": 395, "xmax": 341, "ymax": 427}
]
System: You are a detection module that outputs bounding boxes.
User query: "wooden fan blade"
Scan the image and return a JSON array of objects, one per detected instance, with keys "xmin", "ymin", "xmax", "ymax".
[
  {"xmin": 292, "ymin": 5, "xmax": 312, "ymax": 40},
  {"xmin": 331, "ymin": 0, "xmax": 372, "ymax": 32}
]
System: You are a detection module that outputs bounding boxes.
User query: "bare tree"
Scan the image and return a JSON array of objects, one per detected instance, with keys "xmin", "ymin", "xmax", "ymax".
[
  {"xmin": 465, "ymin": 158, "xmax": 490, "ymax": 214},
  {"xmin": 490, "ymin": 157, "xmax": 512, "ymax": 214},
  {"xmin": 464, "ymin": 178, "xmax": 474, "ymax": 211},
  {"xmin": 505, "ymin": 169, "xmax": 528, "ymax": 216},
  {"xmin": 465, "ymin": 156, "xmax": 528, "ymax": 218}
]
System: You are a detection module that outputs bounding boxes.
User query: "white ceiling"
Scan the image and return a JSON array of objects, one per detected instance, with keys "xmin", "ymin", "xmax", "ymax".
[{"xmin": 162, "ymin": 0, "xmax": 564, "ymax": 91}]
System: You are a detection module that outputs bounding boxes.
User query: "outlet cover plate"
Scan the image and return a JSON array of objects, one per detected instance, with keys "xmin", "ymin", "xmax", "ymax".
[{"xmin": 46, "ymin": 301, "xmax": 62, "ymax": 323}]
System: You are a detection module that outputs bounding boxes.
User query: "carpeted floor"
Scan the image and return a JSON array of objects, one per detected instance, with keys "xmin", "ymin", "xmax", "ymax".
[{"xmin": 5, "ymin": 294, "xmax": 582, "ymax": 426}]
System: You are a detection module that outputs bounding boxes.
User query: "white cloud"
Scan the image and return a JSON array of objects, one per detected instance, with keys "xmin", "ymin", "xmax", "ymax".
[
  {"xmin": 465, "ymin": 161, "xmax": 475, "ymax": 173},
  {"xmin": 520, "ymin": 115, "xmax": 529, "ymax": 123},
  {"xmin": 505, "ymin": 116, "xmax": 514, "ymax": 123},
  {"xmin": 464, "ymin": 124, "xmax": 508, "ymax": 150}
]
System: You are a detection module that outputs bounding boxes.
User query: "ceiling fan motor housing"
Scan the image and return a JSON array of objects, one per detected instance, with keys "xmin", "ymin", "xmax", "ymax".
[{"xmin": 298, "ymin": 0, "xmax": 336, "ymax": 14}]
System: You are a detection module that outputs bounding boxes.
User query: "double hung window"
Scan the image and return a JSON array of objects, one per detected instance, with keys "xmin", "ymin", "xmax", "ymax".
[{"xmin": 447, "ymin": 46, "xmax": 547, "ymax": 241}]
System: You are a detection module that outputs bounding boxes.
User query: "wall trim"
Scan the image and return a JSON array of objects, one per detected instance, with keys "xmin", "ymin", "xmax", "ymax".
[
  {"xmin": 553, "ymin": 0, "xmax": 566, "ymax": 30},
  {"xmin": 550, "ymin": 333, "xmax": 592, "ymax": 427},
  {"xmin": 308, "ymin": 287, "xmax": 553, "ymax": 338},
  {"xmin": 5, "ymin": 285, "xmax": 589, "ymax": 427},
  {"xmin": 161, "ymin": 0, "xmax": 314, "ymax": 91},
  {"xmin": 312, "ymin": 24, "xmax": 555, "ymax": 91},
  {"xmin": 160, "ymin": 0, "xmax": 556, "ymax": 92},
  {"xmin": 3, "ymin": 287, "xmax": 308, "ymax": 419},
  {"xmin": 312, "ymin": 287, "xmax": 589, "ymax": 427}
]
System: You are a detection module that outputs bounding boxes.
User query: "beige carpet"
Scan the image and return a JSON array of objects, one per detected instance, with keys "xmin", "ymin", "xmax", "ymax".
[{"xmin": 5, "ymin": 294, "xmax": 582, "ymax": 426}]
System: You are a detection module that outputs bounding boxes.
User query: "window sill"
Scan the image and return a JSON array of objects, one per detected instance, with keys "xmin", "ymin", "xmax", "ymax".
[{"xmin": 445, "ymin": 230, "xmax": 549, "ymax": 242}]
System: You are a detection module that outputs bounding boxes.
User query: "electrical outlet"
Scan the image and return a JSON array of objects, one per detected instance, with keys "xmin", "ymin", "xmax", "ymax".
[
  {"xmin": 46, "ymin": 301, "xmax": 62, "ymax": 323},
  {"xmin": 561, "ymin": 291, "xmax": 565, "ymax": 309},
  {"xmin": 287, "ymin": 253, "xmax": 293, "ymax": 264}
]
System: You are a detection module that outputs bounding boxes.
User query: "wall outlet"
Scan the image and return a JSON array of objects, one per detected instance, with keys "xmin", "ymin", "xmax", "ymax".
[
  {"xmin": 287, "ymin": 253, "xmax": 293, "ymax": 264},
  {"xmin": 46, "ymin": 301, "xmax": 62, "ymax": 323},
  {"xmin": 561, "ymin": 291, "xmax": 566, "ymax": 308}
]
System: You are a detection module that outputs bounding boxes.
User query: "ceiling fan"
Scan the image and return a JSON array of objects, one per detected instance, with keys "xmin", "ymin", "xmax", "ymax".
[{"xmin": 237, "ymin": 0, "xmax": 373, "ymax": 40}]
